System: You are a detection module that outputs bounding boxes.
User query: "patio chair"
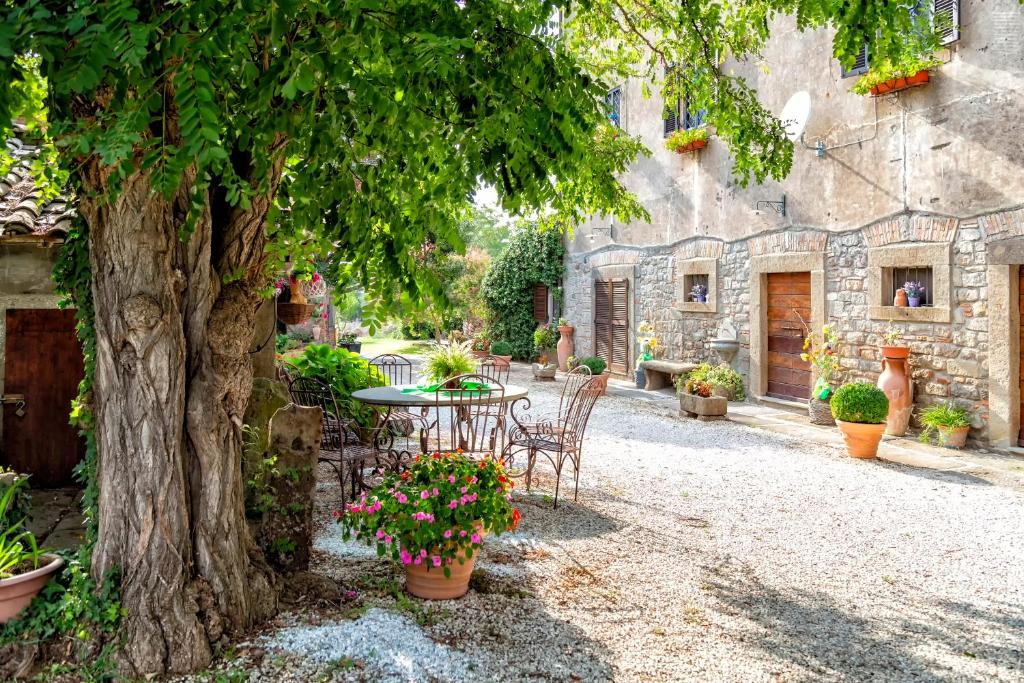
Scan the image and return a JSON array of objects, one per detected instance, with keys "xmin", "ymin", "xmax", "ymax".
[
  {"xmin": 288, "ymin": 376, "xmax": 371, "ymax": 506},
  {"xmin": 477, "ymin": 355, "xmax": 511, "ymax": 385},
  {"xmin": 430, "ymin": 373, "xmax": 506, "ymax": 458},
  {"xmin": 509, "ymin": 365, "xmax": 591, "ymax": 440},
  {"xmin": 369, "ymin": 353, "xmax": 430, "ymax": 440},
  {"xmin": 505, "ymin": 376, "xmax": 602, "ymax": 508}
]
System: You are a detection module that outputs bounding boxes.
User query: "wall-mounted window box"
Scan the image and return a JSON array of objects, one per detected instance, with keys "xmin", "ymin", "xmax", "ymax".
[
  {"xmin": 868, "ymin": 69, "xmax": 930, "ymax": 96},
  {"xmin": 665, "ymin": 128, "xmax": 708, "ymax": 155},
  {"xmin": 851, "ymin": 57, "xmax": 941, "ymax": 97}
]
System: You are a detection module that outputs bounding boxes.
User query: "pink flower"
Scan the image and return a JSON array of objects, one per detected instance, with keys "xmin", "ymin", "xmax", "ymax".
[
  {"xmin": 443, "ymin": 530, "xmax": 453, "ymax": 539},
  {"xmin": 449, "ymin": 500, "xmax": 458, "ymax": 510},
  {"xmin": 471, "ymin": 533, "xmax": 482, "ymax": 544},
  {"xmin": 432, "ymin": 487, "xmax": 439, "ymax": 497},
  {"xmin": 448, "ymin": 475, "xmax": 456, "ymax": 483},
  {"xmin": 385, "ymin": 535, "xmax": 392, "ymax": 544},
  {"xmin": 420, "ymin": 490, "xmax": 430, "ymax": 500},
  {"xmin": 400, "ymin": 550, "xmax": 412, "ymax": 565},
  {"xmin": 376, "ymin": 529, "xmax": 385, "ymax": 539},
  {"xmin": 414, "ymin": 556, "xmax": 422, "ymax": 565},
  {"xmin": 432, "ymin": 556, "xmax": 442, "ymax": 567},
  {"xmin": 396, "ymin": 493, "xmax": 408, "ymax": 504},
  {"xmin": 460, "ymin": 487, "xmax": 468, "ymax": 494},
  {"xmin": 420, "ymin": 549, "xmax": 427, "ymax": 558},
  {"xmin": 459, "ymin": 530, "xmax": 468, "ymax": 538}
]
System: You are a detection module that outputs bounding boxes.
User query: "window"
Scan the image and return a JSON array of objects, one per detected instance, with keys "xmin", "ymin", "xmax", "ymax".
[
  {"xmin": 606, "ymin": 87, "xmax": 622, "ymax": 128},
  {"xmin": 664, "ymin": 66, "xmax": 681, "ymax": 136},
  {"xmin": 891, "ymin": 267, "xmax": 934, "ymax": 306},
  {"xmin": 665, "ymin": 64, "xmax": 705, "ymax": 132},
  {"xmin": 683, "ymin": 93, "xmax": 706, "ymax": 130},
  {"xmin": 841, "ymin": 45, "xmax": 870, "ymax": 78},
  {"xmin": 676, "ymin": 257, "xmax": 718, "ymax": 312},
  {"xmin": 932, "ymin": 0, "xmax": 960, "ymax": 44},
  {"xmin": 684, "ymin": 274, "xmax": 709, "ymax": 301}
]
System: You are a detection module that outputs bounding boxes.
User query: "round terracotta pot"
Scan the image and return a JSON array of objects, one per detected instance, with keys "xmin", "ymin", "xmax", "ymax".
[
  {"xmin": 405, "ymin": 552, "xmax": 476, "ymax": 600},
  {"xmin": 493, "ymin": 355, "xmax": 512, "ymax": 365},
  {"xmin": 938, "ymin": 425, "xmax": 970, "ymax": 449},
  {"xmin": 591, "ymin": 371, "xmax": 610, "ymax": 396},
  {"xmin": 0, "ymin": 555, "xmax": 64, "ymax": 623},
  {"xmin": 835, "ymin": 420, "xmax": 886, "ymax": 459},
  {"xmin": 878, "ymin": 354, "xmax": 913, "ymax": 436},
  {"xmin": 893, "ymin": 288, "xmax": 908, "ymax": 307},
  {"xmin": 556, "ymin": 326, "xmax": 575, "ymax": 372},
  {"xmin": 880, "ymin": 345, "xmax": 910, "ymax": 360}
]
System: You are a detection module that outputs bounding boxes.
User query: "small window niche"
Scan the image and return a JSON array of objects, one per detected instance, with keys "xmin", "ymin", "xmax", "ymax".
[
  {"xmin": 868, "ymin": 243, "xmax": 951, "ymax": 322},
  {"xmin": 677, "ymin": 258, "xmax": 717, "ymax": 312}
]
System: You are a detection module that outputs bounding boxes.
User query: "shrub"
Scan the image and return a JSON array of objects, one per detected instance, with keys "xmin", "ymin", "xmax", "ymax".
[
  {"xmin": 490, "ymin": 340, "xmax": 513, "ymax": 356},
  {"xmin": 919, "ymin": 402, "xmax": 971, "ymax": 445},
  {"xmin": 533, "ymin": 324, "xmax": 558, "ymax": 354},
  {"xmin": 706, "ymin": 364, "xmax": 746, "ymax": 401},
  {"xmin": 580, "ymin": 356, "xmax": 606, "ymax": 375},
  {"xmin": 687, "ymin": 362, "xmax": 712, "ymax": 383},
  {"xmin": 678, "ymin": 378, "xmax": 712, "ymax": 397},
  {"xmin": 422, "ymin": 340, "xmax": 476, "ymax": 384},
  {"xmin": 283, "ymin": 344, "xmax": 383, "ymax": 429},
  {"xmin": 339, "ymin": 452, "xmax": 519, "ymax": 577},
  {"xmin": 830, "ymin": 383, "xmax": 889, "ymax": 424}
]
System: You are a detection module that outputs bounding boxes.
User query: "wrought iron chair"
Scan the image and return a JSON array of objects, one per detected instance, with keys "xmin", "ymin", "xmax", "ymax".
[
  {"xmin": 368, "ymin": 353, "xmax": 416, "ymax": 386},
  {"xmin": 477, "ymin": 355, "xmax": 511, "ymax": 385},
  {"xmin": 505, "ymin": 376, "xmax": 602, "ymax": 508},
  {"xmin": 368, "ymin": 353, "xmax": 430, "ymax": 442},
  {"xmin": 430, "ymin": 373, "xmax": 506, "ymax": 458},
  {"xmin": 288, "ymin": 376, "xmax": 371, "ymax": 506},
  {"xmin": 510, "ymin": 365, "xmax": 591, "ymax": 440}
]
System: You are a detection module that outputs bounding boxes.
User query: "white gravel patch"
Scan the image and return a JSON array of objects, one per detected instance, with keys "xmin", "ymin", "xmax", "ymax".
[
  {"xmin": 313, "ymin": 534, "xmax": 378, "ymax": 560},
  {"xmin": 258, "ymin": 608, "xmax": 487, "ymax": 681}
]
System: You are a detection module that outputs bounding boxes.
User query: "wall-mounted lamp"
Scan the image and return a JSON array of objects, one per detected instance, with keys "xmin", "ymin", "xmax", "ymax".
[
  {"xmin": 589, "ymin": 221, "xmax": 614, "ymax": 241},
  {"xmin": 755, "ymin": 195, "xmax": 786, "ymax": 217}
]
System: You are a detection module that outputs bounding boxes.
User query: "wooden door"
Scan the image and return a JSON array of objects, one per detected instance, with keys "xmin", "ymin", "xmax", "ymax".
[
  {"xmin": 765, "ymin": 272, "xmax": 812, "ymax": 401},
  {"xmin": 2, "ymin": 309, "xmax": 85, "ymax": 487},
  {"xmin": 594, "ymin": 279, "xmax": 629, "ymax": 374}
]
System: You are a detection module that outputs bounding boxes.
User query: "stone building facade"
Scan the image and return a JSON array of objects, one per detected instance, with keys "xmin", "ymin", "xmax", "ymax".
[{"xmin": 563, "ymin": 0, "xmax": 1024, "ymax": 446}]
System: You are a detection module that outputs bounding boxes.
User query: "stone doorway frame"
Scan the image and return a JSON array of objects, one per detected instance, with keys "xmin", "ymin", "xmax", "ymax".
[
  {"xmin": 591, "ymin": 263, "xmax": 636, "ymax": 377},
  {"xmin": 749, "ymin": 252, "xmax": 826, "ymax": 400},
  {"xmin": 986, "ymin": 260, "xmax": 1020, "ymax": 447}
]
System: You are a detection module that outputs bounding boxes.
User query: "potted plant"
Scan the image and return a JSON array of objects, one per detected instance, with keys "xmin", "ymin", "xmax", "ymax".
[
  {"xmin": 556, "ymin": 318, "xmax": 575, "ymax": 372},
  {"xmin": 919, "ymin": 402, "xmax": 971, "ymax": 449},
  {"xmin": 339, "ymin": 452, "xmax": 519, "ymax": 600},
  {"xmin": 690, "ymin": 283, "xmax": 708, "ymax": 303},
  {"xmin": 851, "ymin": 56, "xmax": 941, "ymax": 97},
  {"xmin": 801, "ymin": 325, "xmax": 840, "ymax": 425},
  {"xmin": 489, "ymin": 340, "xmax": 513, "ymax": 365},
  {"xmin": 831, "ymin": 382, "xmax": 889, "ymax": 459},
  {"xmin": 566, "ymin": 355, "xmax": 580, "ymax": 370},
  {"xmin": 880, "ymin": 322, "xmax": 909, "ymax": 360},
  {"xmin": 635, "ymin": 321, "xmax": 657, "ymax": 388},
  {"xmin": 676, "ymin": 376, "xmax": 727, "ymax": 419},
  {"xmin": 339, "ymin": 332, "xmax": 361, "ymax": 354},
  {"xmin": 706, "ymin": 363, "xmax": 746, "ymax": 401},
  {"xmin": 0, "ymin": 477, "xmax": 64, "ymax": 623},
  {"xmin": 664, "ymin": 127, "xmax": 708, "ymax": 154},
  {"xmin": 470, "ymin": 334, "xmax": 491, "ymax": 359},
  {"xmin": 580, "ymin": 356, "xmax": 609, "ymax": 394},
  {"xmin": 533, "ymin": 324, "xmax": 558, "ymax": 365},
  {"xmin": 903, "ymin": 281, "xmax": 925, "ymax": 308},
  {"xmin": 423, "ymin": 340, "xmax": 476, "ymax": 388}
]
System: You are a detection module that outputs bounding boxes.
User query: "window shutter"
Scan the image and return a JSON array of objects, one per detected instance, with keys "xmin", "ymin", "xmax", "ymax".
[
  {"xmin": 532, "ymin": 283, "xmax": 549, "ymax": 324},
  {"xmin": 664, "ymin": 65, "xmax": 681, "ymax": 136},
  {"xmin": 605, "ymin": 87, "xmax": 622, "ymax": 128},
  {"xmin": 934, "ymin": 0, "xmax": 959, "ymax": 44},
  {"xmin": 841, "ymin": 45, "xmax": 870, "ymax": 78}
]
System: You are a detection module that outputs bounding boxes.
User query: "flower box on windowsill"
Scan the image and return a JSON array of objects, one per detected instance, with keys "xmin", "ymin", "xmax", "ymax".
[
  {"xmin": 674, "ymin": 139, "xmax": 707, "ymax": 154},
  {"xmin": 869, "ymin": 69, "xmax": 930, "ymax": 97}
]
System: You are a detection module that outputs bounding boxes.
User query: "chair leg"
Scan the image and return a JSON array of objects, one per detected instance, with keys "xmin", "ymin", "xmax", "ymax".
[
  {"xmin": 526, "ymin": 448, "xmax": 535, "ymax": 492},
  {"xmin": 573, "ymin": 456, "xmax": 580, "ymax": 502},
  {"xmin": 552, "ymin": 456, "xmax": 562, "ymax": 510}
]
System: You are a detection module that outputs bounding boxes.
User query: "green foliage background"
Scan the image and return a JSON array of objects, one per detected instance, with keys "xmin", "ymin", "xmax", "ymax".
[{"xmin": 482, "ymin": 225, "xmax": 565, "ymax": 359}]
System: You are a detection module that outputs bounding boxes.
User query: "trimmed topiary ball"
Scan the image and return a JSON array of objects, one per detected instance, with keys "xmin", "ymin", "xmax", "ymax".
[{"xmin": 830, "ymin": 382, "xmax": 889, "ymax": 424}]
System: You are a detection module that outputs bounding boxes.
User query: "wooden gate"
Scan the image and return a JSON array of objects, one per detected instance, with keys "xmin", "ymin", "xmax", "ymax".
[
  {"xmin": 595, "ymin": 279, "xmax": 629, "ymax": 374},
  {"xmin": 765, "ymin": 272, "xmax": 812, "ymax": 401},
  {"xmin": 2, "ymin": 309, "xmax": 85, "ymax": 487}
]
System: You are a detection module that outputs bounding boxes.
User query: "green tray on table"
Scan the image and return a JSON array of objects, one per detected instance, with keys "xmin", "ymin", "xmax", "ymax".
[{"xmin": 400, "ymin": 381, "xmax": 494, "ymax": 397}]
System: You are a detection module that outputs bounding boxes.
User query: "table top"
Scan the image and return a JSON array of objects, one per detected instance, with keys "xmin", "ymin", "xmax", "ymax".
[{"xmin": 352, "ymin": 383, "xmax": 529, "ymax": 407}]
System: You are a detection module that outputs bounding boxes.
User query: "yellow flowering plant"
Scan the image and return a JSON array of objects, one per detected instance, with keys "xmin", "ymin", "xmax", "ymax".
[{"xmin": 801, "ymin": 325, "xmax": 840, "ymax": 399}]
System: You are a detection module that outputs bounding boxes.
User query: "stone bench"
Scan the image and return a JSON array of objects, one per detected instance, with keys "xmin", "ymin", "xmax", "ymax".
[{"xmin": 642, "ymin": 359, "xmax": 698, "ymax": 391}]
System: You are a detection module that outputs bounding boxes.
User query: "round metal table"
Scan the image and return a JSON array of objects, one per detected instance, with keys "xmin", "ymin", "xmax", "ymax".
[{"xmin": 352, "ymin": 383, "xmax": 529, "ymax": 407}]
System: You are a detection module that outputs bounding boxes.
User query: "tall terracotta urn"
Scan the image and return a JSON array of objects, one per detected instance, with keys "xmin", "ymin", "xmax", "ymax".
[
  {"xmin": 877, "ymin": 347, "xmax": 912, "ymax": 436},
  {"xmin": 556, "ymin": 325, "xmax": 575, "ymax": 372}
]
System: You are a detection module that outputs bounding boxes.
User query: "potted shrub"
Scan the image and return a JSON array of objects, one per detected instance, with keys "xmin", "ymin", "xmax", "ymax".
[
  {"xmin": 339, "ymin": 452, "xmax": 519, "ymax": 600},
  {"xmin": 664, "ymin": 127, "xmax": 708, "ymax": 154},
  {"xmin": 470, "ymin": 334, "xmax": 491, "ymax": 359},
  {"xmin": 533, "ymin": 325, "xmax": 558, "ymax": 365},
  {"xmin": 556, "ymin": 318, "xmax": 575, "ymax": 372},
  {"xmin": 919, "ymin": 402, "xmax": 971, "ymax": 449},
  {"xmin": 903, "ymin": 281, "xmax": 925, "ymax": 308},
  {"xmin": 339, "ymin": 332, "xmax": 361, "ymax": 354},
  {"xmin": 676, "ymin": 377, "xmax": 727, "ymax": 419},
  {"xmin": 851, "ymin": 56, "xmax": 941, "ymax": 97},
  {"xmin": 801, "ymin": 325, "xmax": 839, "ymax": 426},
  {"xmin": 690, "ymin": 283, "xmax": 708, "ymax": 303},
  {"xmin": 580, "ymin": 356, "xmax": 609, "ymax": 394},
  {"xmin": 706, "ymin": 363, "xmax": 746, "ymax": 401},
  {"xmin": 831, "ymin": 383, "xmax": 889, "ymax": 459},
  {"xmin": 422, "ymin": 340, "xmax": 476, "ymax": 388},
  {"xmin": 489, "ymin": 340, "xmax": 513, "ymax": 365},
  {"xmin": 0, "ymin": 477, "xmax": 64, "ymax": 623},
  {"xmin": 566, "ymin": 355, "xmax": 580, "ymax": 370}
]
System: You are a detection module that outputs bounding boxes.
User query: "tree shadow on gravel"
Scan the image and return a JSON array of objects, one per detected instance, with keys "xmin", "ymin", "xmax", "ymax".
[
  {"xmin": 511, "ymin": 487, "xmax": 622, "ymax": 541},
  {"xmin": 871, "ymin": 459, "xmax": 995, "ymax": 487},
  {"xmin": 703, "ymin": 559, "xmax": 1023, "ymax": 681}
]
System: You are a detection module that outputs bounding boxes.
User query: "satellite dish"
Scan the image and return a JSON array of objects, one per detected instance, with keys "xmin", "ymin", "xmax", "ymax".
[{"xmin": 780, "ymin": 91, "xmax": 811, "ymax": 141}]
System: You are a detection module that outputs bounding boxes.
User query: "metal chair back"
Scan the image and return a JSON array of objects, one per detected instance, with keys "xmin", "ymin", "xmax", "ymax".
[
  {"xmin": 432, "ymin": 373, "xmax": 506, "ymax": 457},
  {"xmin": 559, "ymin": 365, "xmax": 592, "ymax": 420},
  {"xmin": 288, "ymin": 376, "xmax": 344, "ymax": 452},
  {"xmin": 477, "ymin": 355, "xmax": 511, "ymax": 384},
  {"xmin": 560, "ymin": 377, "xmax": 603, "ymax": 453},
  {"xmin": 368, "ymin": 353, "xmax": 414, "ymax": 387}
]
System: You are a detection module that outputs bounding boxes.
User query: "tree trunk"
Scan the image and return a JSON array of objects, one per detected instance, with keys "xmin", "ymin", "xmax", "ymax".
[{"xmin": 80, "ymin": 157, "xmax": 282, "ymax": 675}]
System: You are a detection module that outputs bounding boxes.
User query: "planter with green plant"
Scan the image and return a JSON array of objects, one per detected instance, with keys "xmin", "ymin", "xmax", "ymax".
[
  {"xmin": 283, "ymin": 344, "xmax": 384, "ymax": 437},
  {"xmin": 339, "ymin": 332, "xmax": 361, "ymax": 354},
  {"xmin": 880, "ymin": 322, "xmax": 909, "ymax": 359},
  {"xmin": 579, "ymin": 356, "xmax": 609, "ymax": 394},
  {"xmin": 533, "ymin": 325, "xmax": 558, "ymax": 365},
  {"xmin": 918, "ymin": 402, "xmax": 971, "ymax": 449},
  {"xmin": 0, "ymin": 477, "xmax": 64, "ymax": 623},
  {"xmin": 489, "ymin": 340, "xmax": 513, "ymax": 365},
  {"xmin": 665, "ymin": 127, "xmax": 709, "ymax": 154},
  {"xmin": 851, "ymin": 56, "xmax": 941, "ymax": 97},
  {"xmin": 471, "ymin": 334, "xmax": 491, "ymax": 359},
  {"xmin": 686, "ymin": 362, "xmax": 746, "ymax": 402},
  {"xmin": 676, "ymin": 376, "xmax": 727, "ymax": 419},
  {"xmin": 422, "ymin": 340, "xmax": 476, "ymax": 388},
  {"xmin": 831, "ymin": 382, "xmax": 889, "ymax": 458},
  {"xmin": 801, "ymin": 325, "xmax": 839, "ymax": 425},
  {"xmin": 339, "ymin": 451, "xmax": 519, "ymax": 599}
]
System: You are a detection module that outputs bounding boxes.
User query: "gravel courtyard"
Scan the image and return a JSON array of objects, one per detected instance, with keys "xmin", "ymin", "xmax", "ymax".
[{"xmin": 217, "ymin": 365, "xmax": 1024, "ymax": 682}]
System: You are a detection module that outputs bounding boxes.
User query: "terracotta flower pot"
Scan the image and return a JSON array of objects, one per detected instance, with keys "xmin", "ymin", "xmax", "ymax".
[
  {"xmin": 556, "ymin": 326, "xmax": 575, "ymax": 372},
  {"xmin": 938, "ymin": 425, "xmax": 970, "ymax": 449},
  {"xmin": 674, "ymin": 139, "xmax": 707, "ymax": 154},
  {"xmin": 835, "ymin": 420, "xmax": 886, "ymax": 459},
  {"xmin": 878, "ymin": 353, "xmax": 913, "ymax": 436},
  {"xmin": 405, "ymin": 553, "xmax": 476, "ymax": 600},
  {"xmin": 879, "ymin": 345, "xmax": 909, "ymax": 360},
  {"xmin": 894, "ymin": 288, "xmax": 908, "ymax": 307},
  {"xmin": 870, "ymin": 69, "xmax": 930, "ymax": 97},
  {"xmin": 0, "ymin": 555, "xmax": 64, "ymax": 623},
  {"xmin": 591, "ymin": 370, "xmax": 610, "ymax": 396},
  {"xmin": 493, "ymin": 355, "xmax": 512, "ymax": 365}
]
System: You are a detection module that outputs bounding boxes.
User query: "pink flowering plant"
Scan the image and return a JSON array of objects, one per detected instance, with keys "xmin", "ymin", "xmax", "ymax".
[{"xmin": 338, "ymin": 451, "xmax": 520, "ymax": 577}]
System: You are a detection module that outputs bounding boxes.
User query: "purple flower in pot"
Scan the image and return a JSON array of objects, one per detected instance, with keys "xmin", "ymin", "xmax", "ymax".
[
  {"xmin": 903, "ymin": 281, "xmax": 925, "ymax": 307},
  {"xmin": 690, "ymin": 283, "xmax": 708, "ymax": 303}
]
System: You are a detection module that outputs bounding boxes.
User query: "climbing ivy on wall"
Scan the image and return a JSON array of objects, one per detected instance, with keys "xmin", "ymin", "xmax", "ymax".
[{"xmin": 481, "ymin": 224, "xmax": 565, "ymax": 359}]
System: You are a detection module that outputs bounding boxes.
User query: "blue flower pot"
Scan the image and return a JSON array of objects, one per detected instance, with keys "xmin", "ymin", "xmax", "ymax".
[{"xmin": 908, "ymin": 296, "xmax": 921, "ymax": 308}]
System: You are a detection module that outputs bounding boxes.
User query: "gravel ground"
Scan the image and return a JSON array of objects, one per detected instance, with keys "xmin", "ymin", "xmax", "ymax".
[{"xmin": 196, "ymin": 362, "xmax": 1024, "ymax": 682}]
